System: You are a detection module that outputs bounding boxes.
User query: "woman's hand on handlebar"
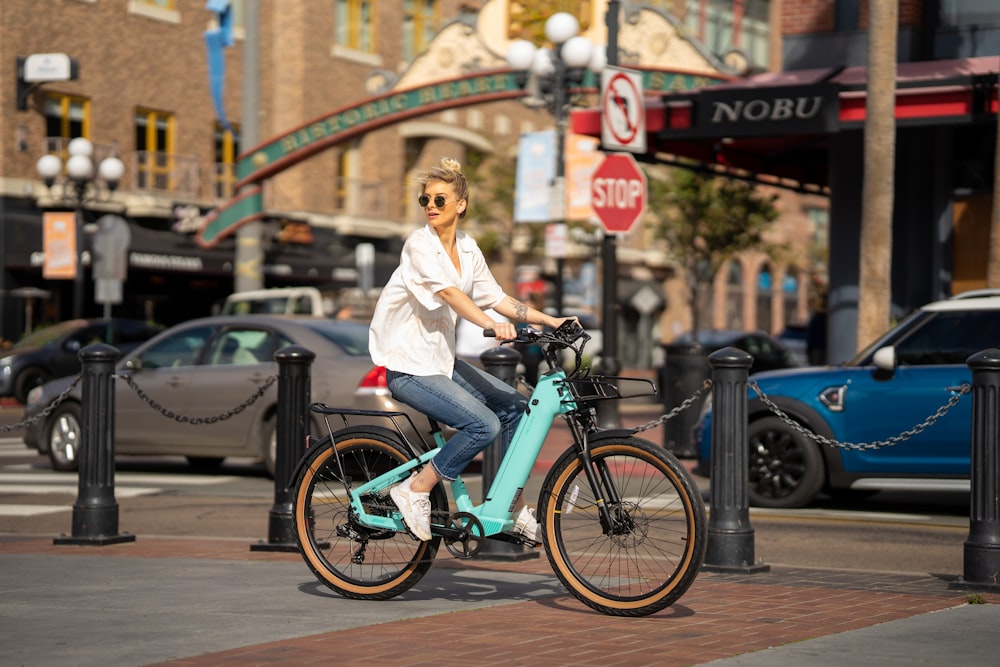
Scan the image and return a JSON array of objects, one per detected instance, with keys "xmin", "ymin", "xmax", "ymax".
[{"xmin": 485, "ymin": 320, "xmax": 518, "ymax": 341}]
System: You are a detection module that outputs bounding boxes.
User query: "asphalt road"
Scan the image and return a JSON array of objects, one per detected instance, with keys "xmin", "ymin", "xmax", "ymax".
[{"xmin": 0, "ymin": 434, "xmax": 971, "ymax": 577}]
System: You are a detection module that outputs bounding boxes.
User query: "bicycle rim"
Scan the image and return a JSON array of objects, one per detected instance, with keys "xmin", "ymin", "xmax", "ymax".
[
  {"xmin": 540, "ymin": 438, "xmax": 707, "ymax": 617},
  {"xmin": 293, "ymin": 432, "xmax": 441, "ymax": 600}
]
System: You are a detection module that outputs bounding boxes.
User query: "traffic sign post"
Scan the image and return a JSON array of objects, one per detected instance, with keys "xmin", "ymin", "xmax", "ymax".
[
  {"xmin": 590, "ymin": 153, "xmax": 647, "ymax": 234},
  {"xmin": 601, "ymin": 66, "xmax": 646, "ymax": 153}
]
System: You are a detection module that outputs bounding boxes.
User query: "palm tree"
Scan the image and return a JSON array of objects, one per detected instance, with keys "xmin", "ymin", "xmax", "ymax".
[
  {"xmin": 989, "ymin": 99, "xmax": 1000, "ymax": 287},
  {"xmin": 857, "ymin": 0, "xmax": 898, "ymax": 349}
]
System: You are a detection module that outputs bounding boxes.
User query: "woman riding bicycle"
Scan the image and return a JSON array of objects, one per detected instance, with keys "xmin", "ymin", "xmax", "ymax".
[{"xmin": 368, "ymin": 157, "xmax": 575, "ymax": 542}]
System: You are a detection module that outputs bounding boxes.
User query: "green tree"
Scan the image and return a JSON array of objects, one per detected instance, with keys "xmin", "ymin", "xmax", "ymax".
[{"xmin": 647, "ymin": 166, "xmax": 780, "ymax": 339}]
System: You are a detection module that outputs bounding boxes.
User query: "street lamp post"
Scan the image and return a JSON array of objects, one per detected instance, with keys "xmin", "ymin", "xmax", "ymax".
[
  {"xmin": 36, "ymin": 137, "xmax": 125, "ymax": 320},
  {"xmin": 506, "ymin": 13, "xmax": 605, "ymax": 315}
]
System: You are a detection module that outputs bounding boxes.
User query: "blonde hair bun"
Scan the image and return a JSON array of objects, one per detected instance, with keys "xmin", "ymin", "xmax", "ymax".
[{"xmin": 441, "ymin": 157, "xmax": 462, "ymax": 174}]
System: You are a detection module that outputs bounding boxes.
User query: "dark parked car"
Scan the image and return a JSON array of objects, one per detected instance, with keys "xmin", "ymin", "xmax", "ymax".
[
  {"xmin": 0, "ymin": 318, "xmax": 163, "ymax": 403},
  {"xmin": 672, "ymin": 330, "xmax": 801, "ymax": 375},
  {"xmin": 692, "ymin": 292, "xmax": 1000, "ymax": 508},
  {"xmin": 22, "ymin": 315, "xmax": 397, "ymax": 474}
]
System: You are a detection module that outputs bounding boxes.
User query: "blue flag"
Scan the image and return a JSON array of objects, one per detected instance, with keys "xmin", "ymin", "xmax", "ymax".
[{"xmin": 205, "ymin": 1, "xmax": 233, "ymax": 131}]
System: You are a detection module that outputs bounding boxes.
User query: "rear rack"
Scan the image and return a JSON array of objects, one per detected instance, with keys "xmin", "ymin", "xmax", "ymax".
[
  {"xmin": 309, "ymin": 403, "xmax": 434, "ymax": 456},
  {"xmin": 560, "ymin": 376, "xmax": 658, "ymax": 405}
]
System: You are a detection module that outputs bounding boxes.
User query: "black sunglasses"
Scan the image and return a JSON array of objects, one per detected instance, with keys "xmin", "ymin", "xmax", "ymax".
[{"xmin": 418, "ymin": 194, "xmax": 449, "ymax": 209}]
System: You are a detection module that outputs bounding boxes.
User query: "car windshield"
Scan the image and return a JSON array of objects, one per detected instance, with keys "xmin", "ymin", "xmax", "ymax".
[
  {"xmin": 9, "ymin": 320, "xmax": 82, "ymax": 349},
  {"xmin": 299, "ymin": 320, "xmax": 370, "ymax": 356},
  {"xmin": 847, "ymin": 309, "xmax": 928, "ymax": 365}
]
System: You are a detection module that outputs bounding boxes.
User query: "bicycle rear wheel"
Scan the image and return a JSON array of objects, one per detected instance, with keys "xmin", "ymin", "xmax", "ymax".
[
  {"xmin": 539, "ymin": 436, "xmax": 707, "ymax": 617},
  {"xmin": 293, "ymin": 428, "xmax": 445, "ymax": 600}
]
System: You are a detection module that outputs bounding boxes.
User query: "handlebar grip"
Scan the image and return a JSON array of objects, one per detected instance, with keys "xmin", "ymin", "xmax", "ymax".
[{"xmin": 483, "ymin": 329, "xmax": 496, "ymax": 338}]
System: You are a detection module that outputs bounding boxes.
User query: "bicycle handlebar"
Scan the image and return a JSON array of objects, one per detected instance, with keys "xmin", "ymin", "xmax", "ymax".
[{"xmin": 482, "ymin": 320, "xmax": 591, "ymax": 377}]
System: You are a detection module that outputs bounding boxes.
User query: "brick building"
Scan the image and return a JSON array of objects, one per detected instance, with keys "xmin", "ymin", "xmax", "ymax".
[{"xmin": 2, "ymin": 0, "xmax": 835, "ymax": 369}]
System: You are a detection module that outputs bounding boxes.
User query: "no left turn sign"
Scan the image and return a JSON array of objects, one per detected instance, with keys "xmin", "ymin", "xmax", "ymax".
[{"xmin": 601, "ymin": 66, "xmax": 646, "ymax": 153}]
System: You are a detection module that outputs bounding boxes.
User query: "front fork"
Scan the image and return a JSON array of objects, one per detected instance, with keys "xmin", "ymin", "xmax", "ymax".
[{"xmin": 567, "ymin": 417, "xmax": 627, "ymax": 535}]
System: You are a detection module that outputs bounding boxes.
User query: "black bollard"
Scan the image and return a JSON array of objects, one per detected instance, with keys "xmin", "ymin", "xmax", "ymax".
[
  {"xmin": 702, "ymin": 347, "xmax": 769, "ymax": 573},
  {"xmin": 475, "ymin": 345, "xmax": 537, "ymax": 561},
  {"xmin": 54, "ymin": 343, "xmax": 135, "ymax": 546},
  {"xmin": 950, "ymin": 348, "xmax": 1000, "ymax": 592},
  {"xmin": 251, "ymin": 345, "xmax": 314, "ymax": 552}
]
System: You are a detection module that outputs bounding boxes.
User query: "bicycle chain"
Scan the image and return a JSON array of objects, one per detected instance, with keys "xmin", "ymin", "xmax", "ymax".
[
  {"xmin": 750, "ymin": 379, "xmax": 972, "ymax": 451},
  {"xmin": 0, "ymin": 375, "xmax": 82, "ymax": 433},
  {"xmin": 116, "ymin": 372, "xmax": 277, "ymax": 424}
]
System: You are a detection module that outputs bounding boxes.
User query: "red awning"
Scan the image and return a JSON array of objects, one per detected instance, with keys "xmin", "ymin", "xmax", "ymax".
[{"xmin": 571, "ymin": 56, "xmax": 999, "ymax": 191}]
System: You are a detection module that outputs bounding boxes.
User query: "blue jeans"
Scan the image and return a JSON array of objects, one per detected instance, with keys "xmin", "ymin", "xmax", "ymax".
[{"xmin": 386, "ymin": 359, "xmax": 527, "ymax": 480}]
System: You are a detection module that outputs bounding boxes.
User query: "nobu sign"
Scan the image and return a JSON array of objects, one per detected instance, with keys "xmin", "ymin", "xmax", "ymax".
[{"xmin": 696, "ymin": 83, "xmax": 838, "ymax": 137}]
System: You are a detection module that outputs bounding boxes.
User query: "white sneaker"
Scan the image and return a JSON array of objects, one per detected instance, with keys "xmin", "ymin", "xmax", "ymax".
[
  {"xmin": 390, "ymin": 477, "xmax": 432, "ymax": 541},
  {"xmin": 513, "ymin": 506, "xmax": 539, "ymax": 543}
]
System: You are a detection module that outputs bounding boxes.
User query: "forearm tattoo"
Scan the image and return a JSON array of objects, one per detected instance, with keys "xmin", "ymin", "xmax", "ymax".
[{"xmin": 510, "ymin": 297, "xmax": 528, "ymax": 322}]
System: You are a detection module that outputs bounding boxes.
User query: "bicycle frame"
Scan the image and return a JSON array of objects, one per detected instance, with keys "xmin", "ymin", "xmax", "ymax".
[{"xmin": 345, "ymin": 367, "xmax": 579, "ymax": 538}]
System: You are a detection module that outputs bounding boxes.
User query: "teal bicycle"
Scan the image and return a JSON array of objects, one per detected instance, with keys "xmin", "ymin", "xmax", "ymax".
[{"xmin": 291, "ymin": 321, "xmax": 707, "ymax": 617}]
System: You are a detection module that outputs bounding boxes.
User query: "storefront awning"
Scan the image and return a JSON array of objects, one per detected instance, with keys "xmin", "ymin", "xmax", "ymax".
[{"xmin": 571, "ymin": 56, "xmax": 999, "ymax": 192}]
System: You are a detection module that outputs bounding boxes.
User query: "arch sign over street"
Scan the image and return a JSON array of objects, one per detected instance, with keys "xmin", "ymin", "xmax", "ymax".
[{"xmin": 590, "ymin": 153, "xmax": 647, "ymax": 234}]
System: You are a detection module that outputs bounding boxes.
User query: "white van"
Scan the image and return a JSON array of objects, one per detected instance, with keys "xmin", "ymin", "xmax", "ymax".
[{"xmin": 220, "ymin": 287, "xmax": 331, "ymax": 317}]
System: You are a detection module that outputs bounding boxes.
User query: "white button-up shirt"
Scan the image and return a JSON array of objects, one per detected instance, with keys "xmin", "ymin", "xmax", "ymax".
[{"xmin": 369, "ymin": 225, "xmax": 506, "ymax": 377}]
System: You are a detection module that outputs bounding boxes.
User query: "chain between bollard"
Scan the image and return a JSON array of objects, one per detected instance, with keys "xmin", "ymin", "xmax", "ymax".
[
  {"xmin": 0, "ymin": 375, "xmax": 83, "ymax": 433},
  {"xmin": 116, "ymin": 373, "xmax": 277, "ymax": 424},
  {"xmin": 750, "ymin": 379, "xmax": 972, "ymax": 451},
  {"xmin": 633, "ymin": 379, "xmax": 713, "ymax": 434}
]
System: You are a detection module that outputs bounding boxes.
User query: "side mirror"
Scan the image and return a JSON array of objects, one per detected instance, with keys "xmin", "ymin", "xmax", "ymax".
[
  {"xmin": 124, "ymin": 356, "xmax": 143, "ymax": 371},
  {"xmin": 872, "ymin": 346, "xmax": 896, "ymax": 373}
]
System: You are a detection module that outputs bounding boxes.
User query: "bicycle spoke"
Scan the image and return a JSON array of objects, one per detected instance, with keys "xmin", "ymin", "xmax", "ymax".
[{"xmin": 541, "ymin": 438, "xmax": 706, "ymax": 616}]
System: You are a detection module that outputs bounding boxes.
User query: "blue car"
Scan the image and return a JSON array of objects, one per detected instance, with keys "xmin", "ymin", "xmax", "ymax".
[{"xmin": 693, "ymin": 291, "xmax": 1000, "ymax": 508}]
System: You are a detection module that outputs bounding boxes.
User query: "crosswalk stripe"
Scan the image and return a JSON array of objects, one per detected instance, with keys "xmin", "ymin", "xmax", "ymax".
[
  {"xmin": 0, "ymin": 471, "xmax": 236, "ymax": 486},
  {"xmin": 0, "ymin": 504, "xmax": 71, "ymax": 517},
  {"xmin": 0, "ymin": 485, "xmax": 161, "ymax": 498}
]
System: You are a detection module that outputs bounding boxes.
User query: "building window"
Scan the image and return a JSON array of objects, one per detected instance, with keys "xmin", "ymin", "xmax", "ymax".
[
  {"xmin": 336, "ymin": 0, "xmax": 376, "ymax": 53},
  {"xmin": 684, "ymin": 0, "xmax": 770, "ymax": 72},
  {"xmin": 128, "ymin": 0, "xmax": 180, "ymax": 23},
  {"xmin": 214, "ymin": 123, "xmax": 240, "ymax": 199},
  {"xmin": 834, "ymin": 0, "xmax": 861, "ymax": 31},
  {"xmin": 44, "ymin": 93, "xmax": 89, "ymax": 145},
  {"xmin": 403, "ymin": 0, "xmax": 438, "ymax": 61},
  {"xmin": 939, "ymin": 0, "xmax": 999, "ymax": 27},
  {"xmin": 742, "ymin": 0, "xmax": 770, "ymax": 68},
  {"xmin": 135, "ymin": 108, "xmax": 174, "ymax": 191},
  {"xmin": 335, "ymin": 150, "xmax": 350, "ymax": 210}
]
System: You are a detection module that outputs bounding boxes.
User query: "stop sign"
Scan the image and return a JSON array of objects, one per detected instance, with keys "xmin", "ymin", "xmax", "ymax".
[{"xmin": 590, "ymin": 153, "xmax": 647, "ymax": 234}]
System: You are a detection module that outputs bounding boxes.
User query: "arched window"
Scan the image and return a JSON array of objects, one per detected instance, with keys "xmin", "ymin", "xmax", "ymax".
[
  {"xmin": 756, "ymin": 262, "xmax": 772, "ymax": 331},
  {"xmin": 726, "ymin": 259, "xmax": 743, "ymax": 330}
]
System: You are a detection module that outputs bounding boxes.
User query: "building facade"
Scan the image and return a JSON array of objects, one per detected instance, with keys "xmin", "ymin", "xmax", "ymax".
[{"xmin": 2, "ymin": 0, "xmax": 830, "ymax": 369}]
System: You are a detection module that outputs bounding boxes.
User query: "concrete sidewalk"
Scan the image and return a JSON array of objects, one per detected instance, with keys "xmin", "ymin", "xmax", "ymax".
[{"xmin": 0, "ymin": 534, "xmax": 994, "ymax": 667}]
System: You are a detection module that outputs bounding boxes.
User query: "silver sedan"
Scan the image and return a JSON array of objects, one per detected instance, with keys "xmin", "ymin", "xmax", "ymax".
[{"xmin": 21, "ymin": 315, "xmax": 427, "ymax": 475}]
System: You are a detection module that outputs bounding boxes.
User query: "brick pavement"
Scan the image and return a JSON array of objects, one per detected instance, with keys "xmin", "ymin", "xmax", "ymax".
[{"xmin": 1, "ymin": 534, "xmax": 980, "ymax": 667}]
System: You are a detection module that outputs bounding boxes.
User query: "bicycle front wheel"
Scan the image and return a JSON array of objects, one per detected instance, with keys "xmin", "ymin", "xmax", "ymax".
[
  {"xmin": 539, "ymin": 436, "xmax": 707, "ymax": 617},
  {"xmin": 293, "ymin": 429, "xmax": 445, "ymax": 601}
]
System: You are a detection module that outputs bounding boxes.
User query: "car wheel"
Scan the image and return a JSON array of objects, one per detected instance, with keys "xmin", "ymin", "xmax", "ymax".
[
  {"xmin": 746, "ymin": 416, "xmax": 824, "ymax": 508},
  {"xmin": 263, "ymin": 418, "xmax": 277, "ymax": 478},
  {"xmin": 15, "ymin": 366, "xmax": 50, "ymax": 404},
  {"xmin": 46, "ymin": 403, "xmax": 82, "ymax": 472}
]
